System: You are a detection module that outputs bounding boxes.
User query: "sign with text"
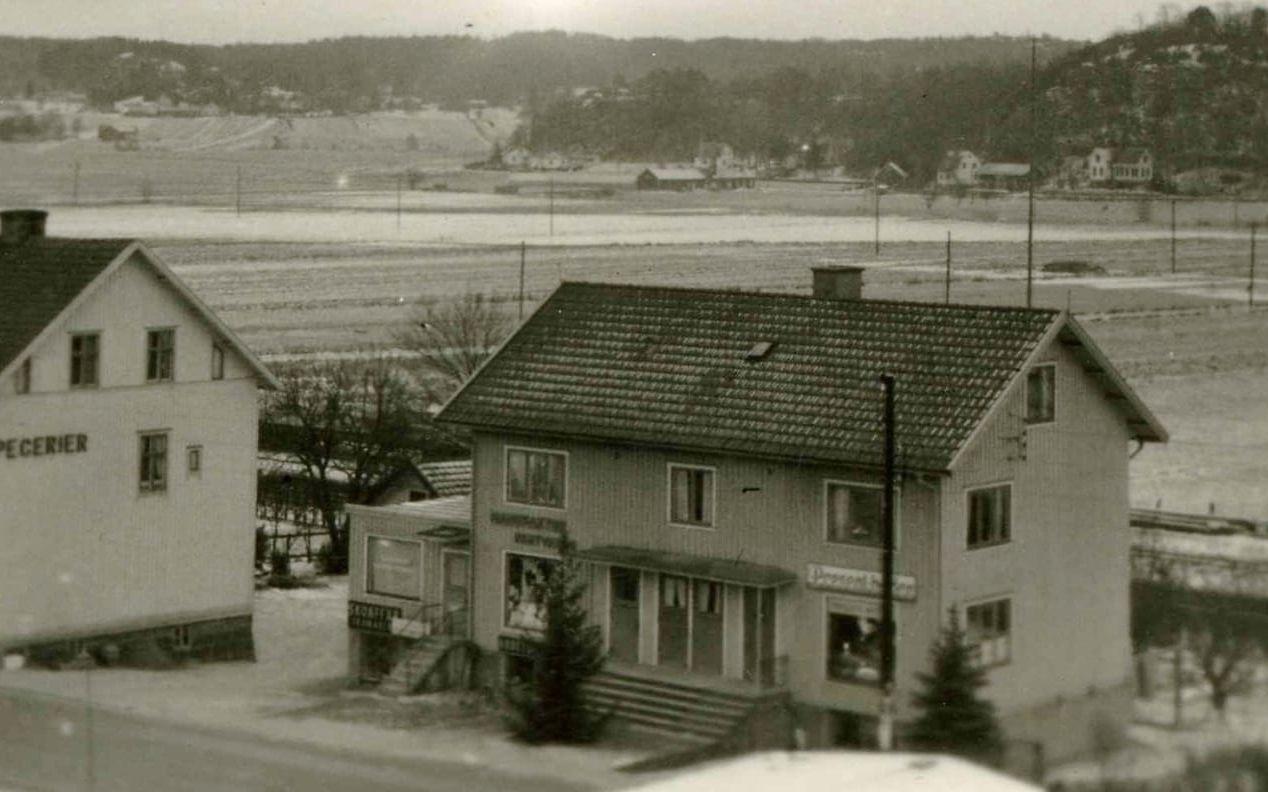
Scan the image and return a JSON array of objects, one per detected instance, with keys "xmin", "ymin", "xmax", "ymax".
[
  {"xmin": 2, "ymin": 433, "xmax": 87, "ymax": 461},
  {"xmin": 806, "ymin": 563, "xmax": 917, "ymax": 602},
  {"xmin": 347, "ymin": 600, "xmax": 403, "ymax": 634},
  {"xmin": 513, "ymin": 532, "xmax": 563, "ymax": 550},
  {"xmin": 490, "ymin": 510, "xmax": 566, "ymax": 533}
]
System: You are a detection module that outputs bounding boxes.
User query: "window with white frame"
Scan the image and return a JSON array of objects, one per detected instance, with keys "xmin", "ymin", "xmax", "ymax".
[
  {"xmin": 694, "ymin": 580, "xmax": 721, "ymax": 615},
  {"xmin": 139, "ymin": 432, "xmax": 168, "ymax": 493},
  {"xmin": 146, "ymin": 329, "xmax": 175, "ymax": 382},
  {"xmin": 966, "ymin": 598, "xmax": 1012, "ymax": 667},
  {"xmin": 826, "ymin": 598, "xmax": 882, "ymax": 685},
  {"xmin": 669, "ymin": 465, "xmax": 714, "ymax": 526},
  {"xmin": 366, "ymin": 536, "xmax": 421, "ymax": 600},
  {"xmin": 1026, "ymin": 364, "xmax": 1055, "ymax": 424},
  {"xmin": 505, "ymin": 447, "xmax": 566, "ymax": 508},
  {"xmin": 661, "ymin": 575, "xmax": 689, "ymax": 609},
  {"xmin": 505, "ymin": 553, "xmax": 558, "ymax": 631},
  {"xmin": 826, "ymin": 481, "xmax": 883, "ymax": 546},
  {"xmin": 967, "ymin": 484, "xmax": 1011, "ymax": 548},
  {"xmin": 70, "ymin": 333, "xmax": 99, "ymax": 388}
]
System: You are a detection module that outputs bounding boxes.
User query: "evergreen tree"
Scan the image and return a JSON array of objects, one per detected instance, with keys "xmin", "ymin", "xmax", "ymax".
[
  {"xmin": 907, "ymin": 608, "xmax": 1004, "ymax": 764},
  {"xmin": 505, "ymin": 533, "xmax": 608, "ymax": 743}
]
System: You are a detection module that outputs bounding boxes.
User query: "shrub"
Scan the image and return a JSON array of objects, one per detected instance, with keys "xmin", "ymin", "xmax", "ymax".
[{"xmin": 269, "ymin": 550, "xmax": 291, "ymax": 579}]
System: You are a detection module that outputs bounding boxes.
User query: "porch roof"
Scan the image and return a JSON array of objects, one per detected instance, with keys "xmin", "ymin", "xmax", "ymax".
[{"xmin": 574, "ymin": 545, "xmax": 797, "ymax": 588}]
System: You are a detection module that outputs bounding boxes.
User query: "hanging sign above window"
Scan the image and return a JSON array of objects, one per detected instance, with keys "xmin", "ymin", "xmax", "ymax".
[
  {"xmin": 2, "ymin": 433, "xmax": 88, "ymax": 460},
  {"xmin": 806, "ymin": 563, "xmax": 917, "ymax": 602}
]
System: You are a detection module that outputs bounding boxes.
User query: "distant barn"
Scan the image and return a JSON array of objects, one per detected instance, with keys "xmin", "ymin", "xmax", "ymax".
[{"xmin": 636, "ymin": 167, "xmax": 707, "ymax": 191}]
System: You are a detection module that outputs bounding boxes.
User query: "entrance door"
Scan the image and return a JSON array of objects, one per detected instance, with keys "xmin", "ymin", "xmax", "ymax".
[
  {"xmin": 609, "ymin": 567, "xmax": 641, "ymax": 664},
  {"xmin": 657, "ymin": 575, "xmax": 689, "ymax": 668},
  {"xmin": 442, "ymin": 551, "xmax": 470, "ymax": 638},
  {"xmin": 691, "ymin": 580, "xmax": 723, "ymax": 675},
  {"xmin": 743, "ymin": 587, "xmax": 777, "ymax": 683}
]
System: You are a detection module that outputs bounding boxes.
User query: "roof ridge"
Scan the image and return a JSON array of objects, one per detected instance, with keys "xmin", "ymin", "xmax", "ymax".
[{"xmin": 557, "ymin": 280, "xmax": 1062, "ymax": 317}]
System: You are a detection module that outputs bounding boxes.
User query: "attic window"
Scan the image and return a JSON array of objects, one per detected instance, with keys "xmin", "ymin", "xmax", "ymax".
[{"xmin": 745, "ymin": 341, "xmax": 775, "ymax": 362}]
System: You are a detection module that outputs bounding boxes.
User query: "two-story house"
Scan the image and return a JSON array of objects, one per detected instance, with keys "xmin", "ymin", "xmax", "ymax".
[
  {"xmin": 0, "ymin": 209, "xmax": 276, "ymax": 665},
  {"xmin": 436, "ymin": 267, "xmax": 1166, "ymax": 762},
  {"xmin": 936, "ymin": 150, "xmax": 981, "ymax": 188}
]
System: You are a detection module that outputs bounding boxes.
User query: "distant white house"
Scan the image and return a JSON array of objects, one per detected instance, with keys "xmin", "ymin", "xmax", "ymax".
[
  {"xmin": 1112, "ymin": 148, "xmax": 1154, "ymax": 184},
  {"xmin": 501, "ymin": 146, "xmax": 531, "ymax": 169},
  {"xmin": 1087, "ymin": 147, "xmax": 1115, "ymax": 183},
  {"xmin": 530, "ymin": 152, "xmax": 571, "ymax": 171},
  {"xmin": 976, "ymin": 162, "xmax": 1030, "ymax": 191},
  {"xmin": 936, "ymin": 150, "xmax": 981, "ymax": 187}
]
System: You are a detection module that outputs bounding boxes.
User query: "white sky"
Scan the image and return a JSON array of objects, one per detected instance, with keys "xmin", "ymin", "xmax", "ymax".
[{"xmin": 8, "ymin": 0, "xmax": 1178, "ymax": 43}]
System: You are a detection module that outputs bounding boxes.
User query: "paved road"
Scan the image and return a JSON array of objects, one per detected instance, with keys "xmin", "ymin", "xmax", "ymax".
[{"xmin": 0, "ymin": 687, "xmax": 592, "ymax": 792}]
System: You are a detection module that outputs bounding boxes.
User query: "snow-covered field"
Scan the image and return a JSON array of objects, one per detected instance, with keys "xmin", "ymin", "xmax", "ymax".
[{"xmin": 0, "ymin": 580, "xmax": 652, "ymax": 789}]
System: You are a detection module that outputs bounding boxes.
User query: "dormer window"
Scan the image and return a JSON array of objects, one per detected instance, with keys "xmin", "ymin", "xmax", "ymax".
[{"xmin": 1026, "ymin": 364, "xmax": 1056, "ymax": 425}]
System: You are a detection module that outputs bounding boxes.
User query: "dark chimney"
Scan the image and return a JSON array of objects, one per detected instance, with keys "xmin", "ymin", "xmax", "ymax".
[
  {"xmin": 811, "ymin": 265, "xmax": 864, "ymax": 301},
  {"xmin": 0, "ymin": 210, "xmax": 48, "ymax": 245}
]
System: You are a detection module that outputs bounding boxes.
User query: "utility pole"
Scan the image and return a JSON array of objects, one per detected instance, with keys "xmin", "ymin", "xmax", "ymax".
[
  {"xmin": 878, "ymin": 373, "xmax": 897, "ymax": 751},
  {"xmin": 72, "ymin": 160, "xmax": 81, "ymax": 207},
  {"xmin": 874, "ymin": 179, "xmax": 881, "ymax": 256},
  {"xmin": 1173, "ymin": 628, "xmax": 1185, "ymax": 728},
  {"xmin": 944, "ymin": 231, "xmax": 952, "ymax": 304},
  {"xmin": 235, "ymin": 166, "xmax": 242, "ymax": 216},
  {"xmin": 549, "ymin": 177, "xmax": 555, "ymax": 238},
  {"xmin": 85, "ymin": 665, "xmax": 95, "ymax": 790},
  {"xmin": 1025, "ymin": 36, "xmax": 1037, "ymax": 308},
  {"xmin": 1170, "ymin": 199, "xmax": 1177, "ymax": 274},
  {"xmin": 519, "ymin": 240, "xmax": 527, "ymax": 320},
  {"xmin": 396, "ymin": 173, "xmax": 402, "ymax": 232},
  {"xmin": 1251, "ymin": 223, "xmax": 1258, "ymax": 309}
]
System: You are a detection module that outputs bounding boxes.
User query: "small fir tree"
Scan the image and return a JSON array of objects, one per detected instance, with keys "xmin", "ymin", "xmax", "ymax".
[
  {"xmin": 907, "ymin": 608, "xmax": 1004, "ymax": 764},
  {"xmin": 505, "ymin": 533, "xmax": 608, "ymax": 743}
]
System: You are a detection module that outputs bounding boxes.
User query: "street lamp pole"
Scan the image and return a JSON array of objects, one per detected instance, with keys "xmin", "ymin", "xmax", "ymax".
[{"xmin": 878, "ymin": 374, "xmax": 897, "ymax": 750}]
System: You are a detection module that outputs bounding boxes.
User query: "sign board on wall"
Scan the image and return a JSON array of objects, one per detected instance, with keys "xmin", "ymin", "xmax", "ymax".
[
  {"xmin": 347, "ymin": 600, "xmax": 403, "ymax": 634},
  {"xmin": 1, "ymin": 433, "xmax": 88, "ymax": 460},
  {"xmin": 490, "ymin": 510, "xmax": 566, "ymax": 532},
  {"xmin": 806, "ymin": 563, "xmax": 917, "ymax": 602}
]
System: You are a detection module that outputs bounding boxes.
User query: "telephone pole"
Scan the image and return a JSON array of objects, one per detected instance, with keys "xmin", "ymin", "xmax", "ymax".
[
  {"xmin": 235, "ymin": 166, "xmax": 242, "ymax": 216},
  {"xmin": 72, "ymin": 160, "xmax": 81, "ymax": 207},
  {"xmin": 1170, "ymin": 199, "xmax": 1177, "ymax": 274},
  {"xmin": 549, "ymin": 177, "xmax": 555, "ymax": 238},
  {"xmin": 1251, "ymin": 223, "xmax": 1258, "ymax": 309},
  {"xmin": 873, "ymin": 179, "xmax": 881, "ymax": 256},
  {"xmin": 396, "ymin": 173, "xmax": 403, "ymax": 232},
  {"xmin": 945, "ymin": 231, "xmax": 952, "ymax": 304},
  {"xmin": 519, "ymin": 241, "xmax": 527, "ymax": 320},
  {"xmin": 878, "ymin": 373, "xmax": 897, "ymax": 751},
  {"xmin": 1025, "ymin": 36, "xmax": 1037, "ymax": 308}
]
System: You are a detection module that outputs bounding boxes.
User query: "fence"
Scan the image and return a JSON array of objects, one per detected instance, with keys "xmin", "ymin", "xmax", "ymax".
[{"xmin": 259, "ymin": 525, "xmax": 330, "ymax": 564}]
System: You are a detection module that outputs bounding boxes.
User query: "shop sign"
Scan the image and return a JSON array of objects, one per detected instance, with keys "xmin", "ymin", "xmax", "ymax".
[
  {"xmin": 2, "ymin": 433, "xmax": 88, "ymax": 460},
  {"xmin": 513, "ymin": 532, "xmax": 563, "ymax": 550},
  {"xmin": 806, "ymin": 563, "xmax": 917, "ymax": 602},
  {"xmin": 347, "ymin": 600, "xmax": 402, "ymax": 634},
  {"xmin": 490, "ymin": 510, "xmax": 566, "ymax": 533}
]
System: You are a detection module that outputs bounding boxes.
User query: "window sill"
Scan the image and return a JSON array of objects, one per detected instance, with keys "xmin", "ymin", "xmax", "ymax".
[
  {"xmin": 826, "ymin": 675, "xmax": 881, "ymax": 688},
  {"xmin": 1024, "ymin": 418, "xmax": 1054, "ymax": 427},
  {"xmin": 503, "ymin": 500, "xmax": 567, "ymax": 513},
  {"xmin": 669, "ymin": 521, "xmax": 715, "ymax": 531}
]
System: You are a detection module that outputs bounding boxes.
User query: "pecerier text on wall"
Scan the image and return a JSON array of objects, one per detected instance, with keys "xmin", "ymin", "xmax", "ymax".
[{"xmin": 1, "ymin": 433, "xmax": 88, "ymax": 460}]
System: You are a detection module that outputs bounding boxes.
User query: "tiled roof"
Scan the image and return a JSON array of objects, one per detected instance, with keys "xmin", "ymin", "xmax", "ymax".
[
  {"xmin": 415, "ymin": 459, "xmax": 472, "ymax": 497},
  {"xmin": 440, "ymin": 282, "xmax": 1062, "ymax": 471},
  {"xmin": 0, "ymin": 238, "xmax": 133, "ymax": 373}
]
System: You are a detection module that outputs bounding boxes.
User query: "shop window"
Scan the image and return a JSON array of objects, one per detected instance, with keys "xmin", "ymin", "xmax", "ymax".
[
  {"xmin": 505, "ymin": 553, "xmax": 558, "ymax": 631},
  {"xmin": 1026, "ymin": 364, "xmax": 1055, "ymax": 424},
  {"xmin": 967, "ymin": 484, "xmax": 1011, "ymax": 548},
  {"xmin": 669, "ymin": 465, "xmax": 714, "ymax": 527},
  {"xmin": 694, "ymin": 580, "xmax": 721, "ymax": 615},
  {"xmin": 139, "ymin": 432, "xmax": 168, "ymax": 493},
  {"xmin": 966, "ymin": 598, "xmax": 1012, "ymax": 668},
  {"xmin": 146, "ymin": 329, "xmax": 175, "ymax": 382},
  {"xmin": 366, "ymin": 536, "xmax": 421, "ymax": 600},
  {"xmin": 826, "ymin": 608, "xmax": 881, "ymax": 685},
  {"xmin": 70, "ymin": 332, "xmax": 99, "ymax": 388},
  {"xmin": 826, "ymin": 481, "xmax": 883, "ymax": 546},
  {"xmin": 506, "ymin": 447, "xmax": 566, "ymax": 508},
  {"xmin": 211, "ymin": 343, "xmax": 225, "ymax": 380},
  {"xmin": 14, "ymin": 358, "xmax": 30, "ymax": 394},
  {"xmin": 661, "ymin": 575, "xmax": 689, "ymax": 609},
  {"xmin": 611, "ymin": 568, "xmax": 639, "ymax": 604}
]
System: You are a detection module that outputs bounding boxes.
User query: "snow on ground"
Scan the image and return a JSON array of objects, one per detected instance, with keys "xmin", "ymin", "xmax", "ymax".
[{"xmin": 0, "ymin": 578, "xmax": 653, "ymax": 789}]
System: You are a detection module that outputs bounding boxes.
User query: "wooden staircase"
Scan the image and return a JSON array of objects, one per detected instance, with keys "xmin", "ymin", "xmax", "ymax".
[
  {"xmin": 379, "ymin": 635, "xmax": 457, "ymax": 696},
  {"xmin": 580, "ymin": 669, "xmax": 778, "ymax": 744}
]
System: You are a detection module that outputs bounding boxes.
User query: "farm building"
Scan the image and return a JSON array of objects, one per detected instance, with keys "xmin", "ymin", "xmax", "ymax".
[
  {"xmin": 936, "ymin": 150, "xmax": 981, "ymax": 187},
  {"xmin": 977, "ymin": 162, "xmax": 1030, "ymax": 191},
  {"xmin": 0, "ymin": 209, "xmax": 277, "ymax": 665},
  {"xmin": 636, "ymin": 167, "xmax": 708, "ymax": 191},
  {"xmin": 711, "ymin": 167, "xmax": 758, "ymax": 190},
  {"xmin": 437, "ymin": 265, "xmax": 1166, "ymax": 763}
]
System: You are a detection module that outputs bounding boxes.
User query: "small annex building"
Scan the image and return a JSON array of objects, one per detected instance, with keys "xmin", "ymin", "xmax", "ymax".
[
  {"xmin": 437, "ymin": 265, "xmax": 1165, "ymax": 764},
  {"xmin": 0, "ymin": 209, "xmax": 276, "ymax": 665}
]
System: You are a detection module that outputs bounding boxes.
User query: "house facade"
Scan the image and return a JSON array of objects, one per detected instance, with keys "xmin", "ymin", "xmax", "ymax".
[
  {"xmin": 438, "ymin": 269, "xmax": 1166, "ymax": 760},
  {"xmin": 1111, "ymin": 148, "xmax": 1154, "ymax": 184},
  {"xmin": 936, "ymin": 150, "xmax": 981, "ymax": 188},
  {"xmin": 0, "ymin": 209, "xmax": 276, "ymax": 665},
  {"xmin": 636, "ymin": 167, "xmax": 708, "ymax": 191},
  {"xmin": 1087, "ymin": 147, "xmax": 1115, "ymax": 183}
]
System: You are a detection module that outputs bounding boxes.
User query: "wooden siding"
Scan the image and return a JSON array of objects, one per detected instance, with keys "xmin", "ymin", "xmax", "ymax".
[
  {"xmin": 944, "ymin": 333, "xmax": 1133, "ymax": 716},
  {"xmin": 469, "ymin": 430, "xmax": 942, "ymax": 714}
]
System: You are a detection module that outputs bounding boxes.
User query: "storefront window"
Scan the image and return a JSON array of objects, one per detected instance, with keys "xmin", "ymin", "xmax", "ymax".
[
  {"xmin": 505, "ymin": 553, "xmax": 558, "ymax": 631},
  {"xmin": 827, "ymin": 609, "xmax": 881, "ymax": 685},
  {"xmin": 366, "ymin": 537, "xmax": 421, "ymax": 600}
]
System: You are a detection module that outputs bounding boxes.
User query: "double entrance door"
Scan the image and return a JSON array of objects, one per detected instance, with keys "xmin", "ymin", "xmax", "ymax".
[{"xmin": 606, "ymin": 567, "xmax": 735, "ymax": 677}]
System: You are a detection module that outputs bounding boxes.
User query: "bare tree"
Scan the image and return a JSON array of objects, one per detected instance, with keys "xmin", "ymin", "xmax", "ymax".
[
  {"xmin": 1190, "ymin": 618, "xmax": 1258, "ymax": 717},
  {"xmin": 263, "ymin": 355, "xmax": 425, "ymax": 572},
  {"xmin": 396, "ymin": 292, "xmax": 514, "ymax": 402}
]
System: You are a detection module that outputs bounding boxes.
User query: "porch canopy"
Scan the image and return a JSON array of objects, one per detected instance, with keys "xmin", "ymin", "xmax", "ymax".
[{"xmin": 573, "ymin": 545, "xmax": 797, "ymax": 588}]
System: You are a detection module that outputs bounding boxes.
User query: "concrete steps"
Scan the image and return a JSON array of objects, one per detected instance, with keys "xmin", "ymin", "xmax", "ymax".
[
  {"xmin": 580, "ymin": 670, "xmax": 766, "ymax": 744},
  {"xmin": 379, "ymin": 637, "xmax": 454, "ymax": 696}
]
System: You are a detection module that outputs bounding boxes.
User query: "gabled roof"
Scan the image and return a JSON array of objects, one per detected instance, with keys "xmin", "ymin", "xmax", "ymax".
[
  {"xmin": 0, "ymin": 236, "xmax": 277, "ymax": 389},
  {"xmin": 642, "ymin": 167, "xmax": 707, "ymax": 181},
  {"xmin": 978, "ymin": 162, "xmax": 1030, "ymax": 177},
  {"xmin": 440, "ymin": 282, "xmax": 1162, "ymax": 472},
  {"xmin": 414, "ymin": 459, "xmax": 472, "ymax": 497}
]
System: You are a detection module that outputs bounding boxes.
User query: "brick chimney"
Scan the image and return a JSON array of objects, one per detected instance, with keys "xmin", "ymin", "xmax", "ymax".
[
  {"xmin": 0, "ymin": 210, "xmax": 48, "ymax": 245},
  {"xmin": 811, "ymin": 265, "xmax": 863, "ymax": 300}
]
